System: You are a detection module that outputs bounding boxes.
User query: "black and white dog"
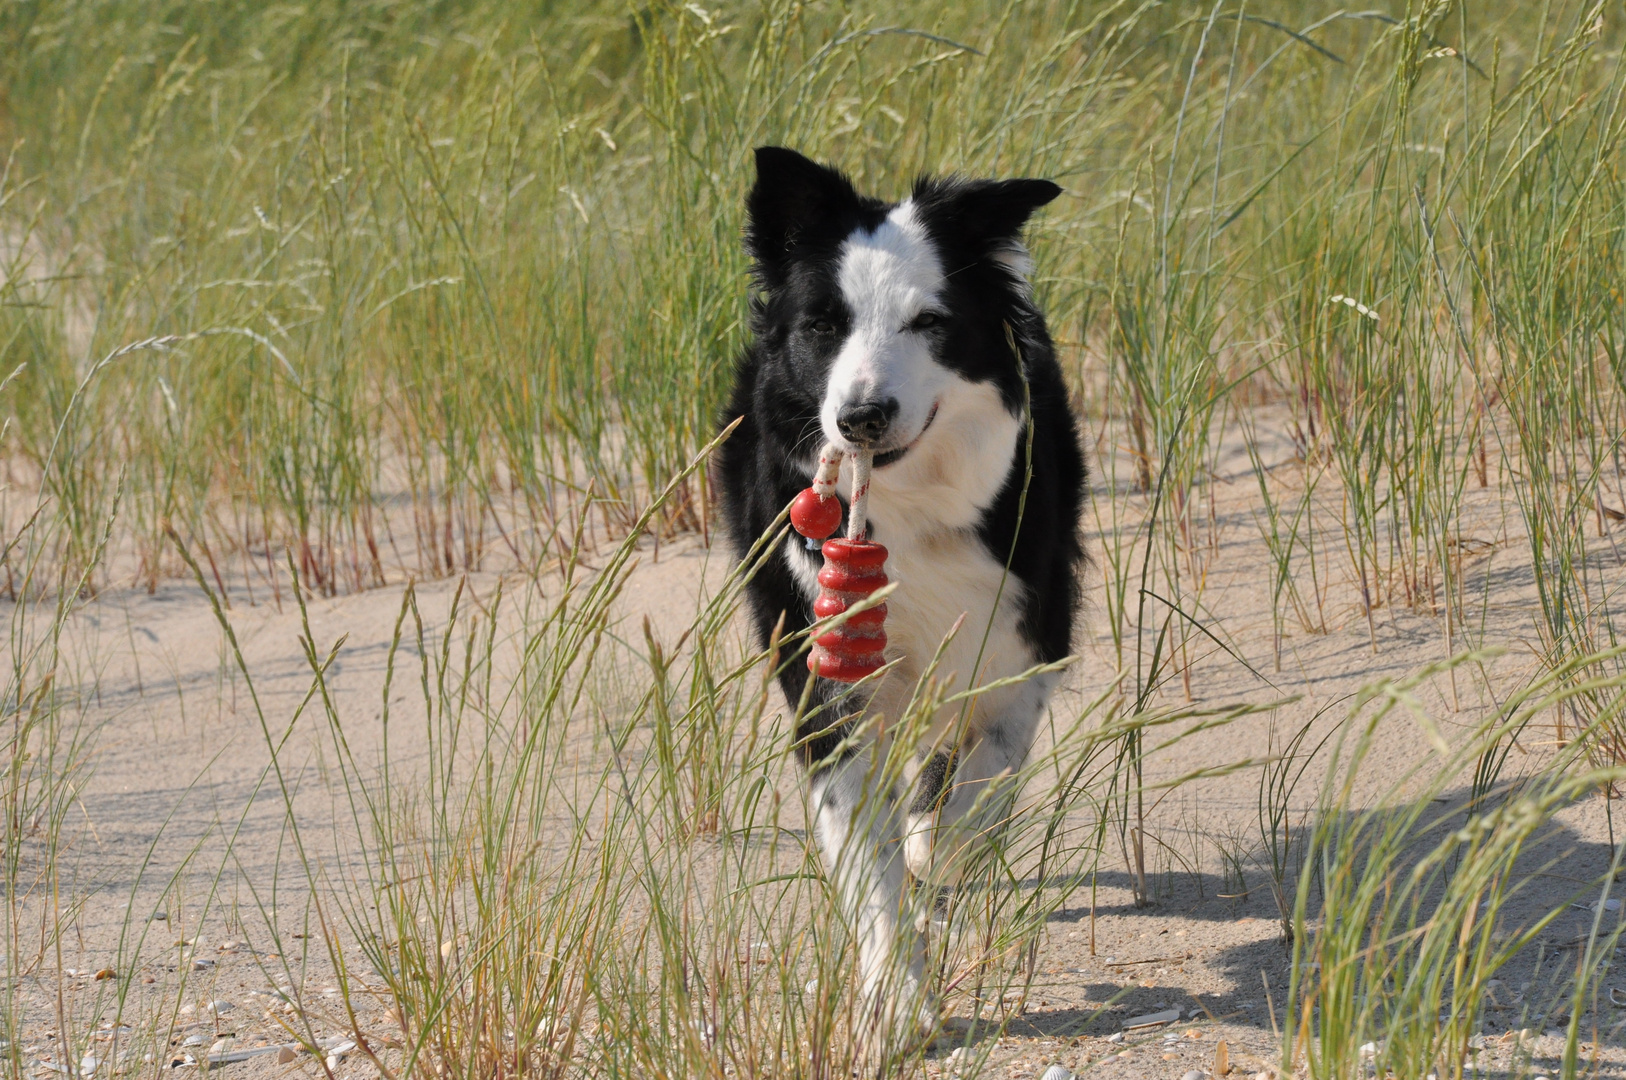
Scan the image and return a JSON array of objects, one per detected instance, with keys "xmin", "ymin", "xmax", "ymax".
[{"xmin": 716, "ymin": 147, "xmax": 1087, "ymax": 1033}]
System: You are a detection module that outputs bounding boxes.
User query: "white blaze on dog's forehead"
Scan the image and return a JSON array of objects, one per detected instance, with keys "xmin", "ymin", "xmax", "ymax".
[
  {"xmin": 836, "ymin": 200, "xmax": 943, "ymax": 331},
  {"xmin": 820, "ymin": 199, "xmax": 953, "ymax": 453}
]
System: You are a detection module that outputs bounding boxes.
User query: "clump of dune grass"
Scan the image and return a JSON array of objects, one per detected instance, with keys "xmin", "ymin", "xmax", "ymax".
[{"xmin": 1287, "ymin": 648, "xmax": 1626, "ymax": 1080}]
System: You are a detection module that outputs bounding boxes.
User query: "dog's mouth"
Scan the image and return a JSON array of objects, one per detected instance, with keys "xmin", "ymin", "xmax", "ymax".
[{"xmin": 872, "ymin": 402, "xmax": 939, "ymax": 469}]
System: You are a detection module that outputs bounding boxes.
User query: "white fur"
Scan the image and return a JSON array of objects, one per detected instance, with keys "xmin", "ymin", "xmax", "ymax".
[
  {"xmin": 864, "ymin": 381, "xmax": 1021, "ymax": 537},
  {"xmin": 791, "ymin": 200, "xmax": 1061, "ymax": 1045},
  {"xmin": 791, "ymin": 451, "xmax": 1054, "ymax": 1037},
  {"xmin": 809, "ymin": 747, "xmax": 932, "ymax": 1033},
  {"xmin": 788, "ymin": 500, "xmax": 1041, "ymax": 738},
  {"xmin": 991, "ymin": 240, "xmax": 1035, "ymax": 283},
  {"xmin": 820, "ymin": 201, "xmax": 957, "ymax": 455}
]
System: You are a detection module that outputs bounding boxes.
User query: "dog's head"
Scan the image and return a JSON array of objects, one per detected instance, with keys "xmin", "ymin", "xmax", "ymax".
[{"xmin": 744, "ymin": 146, "xmax": 1060, "ymax": 467}]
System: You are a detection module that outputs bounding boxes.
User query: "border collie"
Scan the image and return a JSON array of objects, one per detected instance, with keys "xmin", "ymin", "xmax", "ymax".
[{"xmin": 716, "ymin": 147, "xmax": 1087, "ymax": 1036}]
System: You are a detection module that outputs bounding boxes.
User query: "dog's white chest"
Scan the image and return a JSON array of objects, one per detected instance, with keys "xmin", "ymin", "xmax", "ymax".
[
  {"xmin": 881, "ymin": 529, "xmax": 1033, "ymax": 685},
  {"xmin": 784, "ymin": 380, "xmax": 1041, "ymax": 726},
  {"xmin": 785, "ymin": 524, "xmax": 1036, "ymax": 728}
]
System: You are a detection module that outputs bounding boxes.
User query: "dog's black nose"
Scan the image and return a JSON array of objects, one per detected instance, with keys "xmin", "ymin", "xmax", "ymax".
[{"xmin": 836, "ymin": 399, "xmax": 899, "ymax": 446}]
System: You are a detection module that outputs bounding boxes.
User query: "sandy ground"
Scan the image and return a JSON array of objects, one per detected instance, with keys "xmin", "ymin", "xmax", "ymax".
[{"xmin": 9, "ymin": 429, "xmax": 1626, "ymax": 1079}]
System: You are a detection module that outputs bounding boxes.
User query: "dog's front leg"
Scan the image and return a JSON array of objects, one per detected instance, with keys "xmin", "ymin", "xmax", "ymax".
[
  {"xmin": 809, "ymin": 734, "xmax": 935, "ymax": 1038},
  {"xmin": 903, "ymin": 678, "xmax": 1054, "ymax": 887}
]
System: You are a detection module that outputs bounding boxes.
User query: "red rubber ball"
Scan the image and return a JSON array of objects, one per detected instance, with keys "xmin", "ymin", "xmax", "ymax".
[{"xmin": 789, "ymin": 488, "xmax": 842, "ymax": 540}]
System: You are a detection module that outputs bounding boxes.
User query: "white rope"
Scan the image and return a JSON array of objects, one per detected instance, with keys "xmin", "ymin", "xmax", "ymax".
[
  {"xmin": 847, "ymin": 449, "xmax": 873, "ymax": 541},
  {"xmin": 812, "ymin": 443, "xmax": 842, "ymax": 497},
  {"xmin": 811, "ymin": 442, "xmax": 875, "ymax": 541}
]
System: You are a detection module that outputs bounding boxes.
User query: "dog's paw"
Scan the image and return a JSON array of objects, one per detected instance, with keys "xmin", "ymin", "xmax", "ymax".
[
  {"xmin": 858, "ymin": 979, "xmax": 940, "ymax": 1049},
  {"xmin": 853, "ymin": 993, "xmax": 942, "ymax": 1076},
  {"xmin": 912, "ymin": 989, "xmax": 943, "ymax": 1039}
]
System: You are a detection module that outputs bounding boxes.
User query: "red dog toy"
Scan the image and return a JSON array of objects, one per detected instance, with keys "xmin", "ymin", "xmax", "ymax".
[{"xmin": 788, "ymin": 446, "xmax": 888, "ymax": 682}]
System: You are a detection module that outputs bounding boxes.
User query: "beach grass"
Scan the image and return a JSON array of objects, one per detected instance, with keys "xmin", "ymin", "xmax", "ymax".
[{"xmin": 5, "ymin": 2, "xmax": 1626, "ymax": 1077}]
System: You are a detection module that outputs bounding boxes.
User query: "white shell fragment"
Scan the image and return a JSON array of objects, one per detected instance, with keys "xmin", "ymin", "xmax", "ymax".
[{"xmin": 1123, "ymin": 1008, "xmax": 1182, "ymax": 1029}]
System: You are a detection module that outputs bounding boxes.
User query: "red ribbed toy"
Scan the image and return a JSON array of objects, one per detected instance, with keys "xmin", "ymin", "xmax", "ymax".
[{"xmin": 788, "ymin": 446, "xmax": 888, "ymax": 683}]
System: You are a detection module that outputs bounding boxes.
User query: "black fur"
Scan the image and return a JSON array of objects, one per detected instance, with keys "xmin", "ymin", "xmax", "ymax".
[{"xmin": 716, "ymin": 147, "xmax": 1087, "ymax": 767}]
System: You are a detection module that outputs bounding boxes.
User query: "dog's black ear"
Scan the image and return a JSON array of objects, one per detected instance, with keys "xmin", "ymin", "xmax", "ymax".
[
  {"xmin": 912, "ymin": 176, "xmax": 1062, "ymax": 250},
  {"xmin": 746, "ymin": 147, "xmax": 860, "ymax": 272}
]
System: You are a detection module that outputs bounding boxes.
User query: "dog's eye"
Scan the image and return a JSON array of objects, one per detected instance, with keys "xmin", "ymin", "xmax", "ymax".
[
  {"xmin": 808, "ymin": 318, "xmax": 835, "ymax": 334},
  {"xmin": 910, "ymin": 312, "xmax": 944, "ymax": 331}
]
